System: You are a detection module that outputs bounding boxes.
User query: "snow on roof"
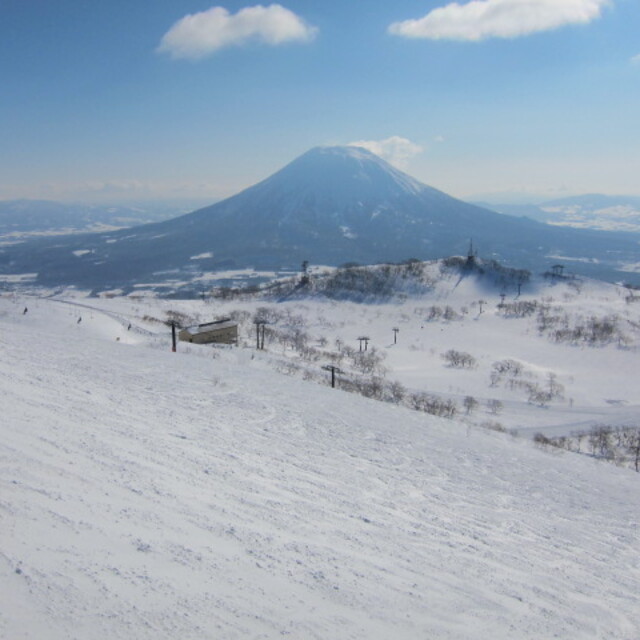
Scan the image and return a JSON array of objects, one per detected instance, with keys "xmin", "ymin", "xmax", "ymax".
[{"xmin": 184, "ymin": 318, "xmax": 236, "ymax": 334}]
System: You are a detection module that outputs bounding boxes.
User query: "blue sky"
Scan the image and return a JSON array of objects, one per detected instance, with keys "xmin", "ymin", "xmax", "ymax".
[{"xmin": 1, "ymin": 0, "xmax": 639, "ymax": 204}]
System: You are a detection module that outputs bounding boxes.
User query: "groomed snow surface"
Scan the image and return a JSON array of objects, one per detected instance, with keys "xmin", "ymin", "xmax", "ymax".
[{"xmin": 1, "ymin": 286, "xmax": 639, "ymax": 639}]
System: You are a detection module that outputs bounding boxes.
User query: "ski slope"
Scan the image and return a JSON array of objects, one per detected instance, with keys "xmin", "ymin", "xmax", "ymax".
[
  {"xmin": 79, "ymin": 263, "xmax": 640, "ymax": 438},
  {"xmin": 1, "ymin": 287, "xmax": 639, "ymax": 639}
]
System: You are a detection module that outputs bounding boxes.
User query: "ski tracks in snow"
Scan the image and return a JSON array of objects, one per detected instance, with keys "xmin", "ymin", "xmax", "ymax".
[{"xmin": 1, "ymin": 295, "xmax": 639, "ymax": 639}]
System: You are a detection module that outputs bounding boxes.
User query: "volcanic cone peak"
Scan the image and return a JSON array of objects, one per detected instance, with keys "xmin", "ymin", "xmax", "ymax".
[
  {"xmin": 1, "ymin": 145, "xmax": 637, "ymax": 288},
  {"xmin": 262, "ymin": 145, "xmax": 431, "ymax": 200}
]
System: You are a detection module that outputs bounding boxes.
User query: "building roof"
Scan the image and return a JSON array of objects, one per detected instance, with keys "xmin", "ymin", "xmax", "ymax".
[{"xmin": 183, "ymin": 318, "xmax": 237, "ymax": 335}]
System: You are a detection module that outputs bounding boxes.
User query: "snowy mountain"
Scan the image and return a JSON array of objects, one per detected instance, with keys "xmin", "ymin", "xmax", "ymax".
[
  {"xmin": 1, "ymin": 147, "xmax": 639, "ymax": 290},
  {"xmin": 1, "ymin": 269, "xmax": 639, "ymax": 639}
]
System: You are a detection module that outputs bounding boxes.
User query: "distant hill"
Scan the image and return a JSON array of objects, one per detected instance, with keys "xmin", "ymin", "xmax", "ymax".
[
  {"xmin": 476, "ymin": 194, "xmax": 640, "ymax": 234},
  {"xmin": 1, "ymin": 148, "xmax": 639, "ymax": 290},
  {"xmin": 0, "ymin": 199, "xmax": 209, "ymax": 239}
]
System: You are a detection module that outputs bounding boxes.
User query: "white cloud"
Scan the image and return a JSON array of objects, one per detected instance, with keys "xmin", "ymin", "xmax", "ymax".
[
  {"xmin": 157, "ymin": 4, "xmax": 317, "ymax": 59},
  {"xmin": 347, "ymin": 136, "xmax": 424, "ymax": 168},
  {"xmin": 631, "ymin": 53, "xmax": 640, "ymax": 65},
  {"xmin": 388, "ymin": 0, "xmax": 610, "ymax": 42}
]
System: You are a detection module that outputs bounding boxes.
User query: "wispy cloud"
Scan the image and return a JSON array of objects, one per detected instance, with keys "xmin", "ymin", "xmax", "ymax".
[
  {"xmin": 77, "ymin": 179, "xmax": 234, "ymax": 200},
  {"xmin": 388, "ymin": 0, "xmax": 610, "ymax": 42},
  {"xmin": 348, "ymin": 136, "xmax": 423, "ymax": 168},
  {"xmin": 631, "ymin": 53, "xmax": 640, "ymax": 66},
  {"xmin": 157, "ymin": 4, "xmax": 317, "ymax": 60},
  {"xmin": 0, "ymin": 178, "xmax": 236, "ymax": 203}
]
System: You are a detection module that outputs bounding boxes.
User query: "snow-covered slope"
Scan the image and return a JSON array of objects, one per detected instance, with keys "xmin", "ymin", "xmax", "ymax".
[
  {"xmin": 86, "ymin": 260, "xmax": 639, "ymax": 440},
  {"xmin": 1, "ymin": 283, "xmax": 639, "ymax": 639}
]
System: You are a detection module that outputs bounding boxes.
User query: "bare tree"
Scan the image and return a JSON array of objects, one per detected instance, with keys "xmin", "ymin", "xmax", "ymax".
[
  {"xmin": 627, "ymin": 431, "xmax": 640, "ymax": 472},
  {"xmin": 589, "ymin": 426, "xmax": 614, "ymax": 459},
  {"xmin": 442, "ymin": 349, "xmax": 477, "ymax": 369},
  {"xmin": 387, "ymin": 380, "xmax": 406, "ymax": 404},
  {"xmin": 463, "ymin": 395, "xmax": 479, "ymax": 415}
]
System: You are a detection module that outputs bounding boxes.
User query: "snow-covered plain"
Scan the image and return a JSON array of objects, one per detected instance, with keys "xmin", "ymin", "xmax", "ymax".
[{"xmin": 1, "ymin": 269, "xmax": 639, "ymax": 639}]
